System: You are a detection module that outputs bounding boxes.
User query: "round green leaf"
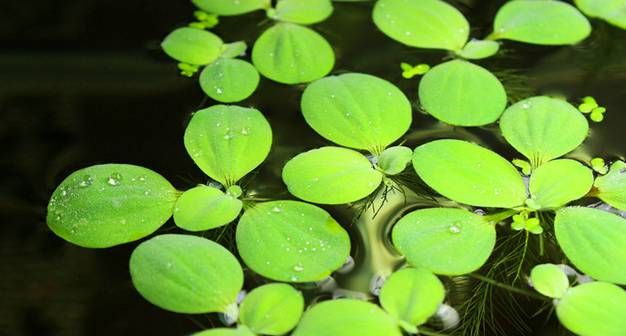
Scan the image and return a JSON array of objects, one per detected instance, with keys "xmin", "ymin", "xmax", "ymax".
[
  {"xmin": 252, "ymin": 23, "xmax": 334, "ymax": 84},
  {"xmin": 499, "ymin": 96, "xmax": 589, "ymax": 168},
  {"xmin": 392, "ymin": 208, "xmax": 496, "ymax": 275},
  {"xmin": 379, "ymin": 268, "xmax": 445, "ymax": 326},
  {"xmin": 556, "ymin": 282, "xmax": 626, "ymax": 336},
  {"xmin": 594, "ymin": 160, "xmax": 626, "ymax": 211},
  {"xmin": 184, "ymin": 105, "xmax": 272, "ymax": 186},
  {"xmin": 282, "ymin": 146, "xmax": 383, "ymax": 204},
  {"xmin": 292, "ymin": 299, "xmax": 402, "ymax": 336},
  {"xmin": 377, "ymin": 146, "xmax": 413, "ymax": 175},
  {"xmin": 301, "ymin": 73, "xmax": 412, "ymax": 152},
  {"xmin": 129, "ymin": 234, "xmax": 243, "ymax": 313},
  {"xmin": 269, "ymin": 0, "xmax": 333, "ymax": 24},
  {"xmin": 455, "ymin": 40, "xmax": 500, "ymax": 60},
  {"xmin": 528, "ymin": 159, "xmax": 593, "ymax": 210},
  {"xmin": 530, "ymin": 264, "xmax": 569, "ymax": 299},
  {"xmin": 193, "ymin": 327, "xmax": 255, "ymax": 336},
  {"xmin": 555, "ymin": 207, "xmax": 626, "ymax": 285},
  {"xmin": 199, "ymin": 58, "xmax": 260, "ymax": 103},
  {"xmin": 418, "ymin": 60, "xmax": 507, "ymax": 126},
  {"xmin": 46, "ymin": 164, "xmax": 178, "ymax": 248},
  {"xmin": 492, "ymin": 0, "xmax": 591, "ymax": 45},
  {"xmin": 192, "ymin": 0, "xmax": 270, "ymax": 15},
  {"xmin": 239, "ymin": 283, "xmax": 304, "ymax": 335},
  {"xmin": 161, "ymin": 27, "xmax": 223, "ymax": 65},
  {"xmin": 412, "ymin": 139, "xmax": 527, "ymax": 208},
  {"xmin": 372, "ymin": 0, "xmax": 469, "ymax": 51},
  {"xmin": 575, "ymin": 0, "xmax": 626, "ymax": 29},
  {"xmin": 236, "ymin": 201, "xmax": 351, "ymax": 282},
  {"xmin": 173, "ymin": 185, "xmax": 242, "ymax": 231}
]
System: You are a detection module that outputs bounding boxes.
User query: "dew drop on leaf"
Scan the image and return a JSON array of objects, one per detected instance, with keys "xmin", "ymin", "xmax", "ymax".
[
  {"xmin": 107, "ymin": 172, "xmax": 122, "ymax": 186},
  {"xmin": 78, "ymin": 175, "xmax": 93, "ymax": 188}
]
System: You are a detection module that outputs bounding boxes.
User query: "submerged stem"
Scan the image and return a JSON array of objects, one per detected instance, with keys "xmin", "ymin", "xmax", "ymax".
[{"xmin": 468, "ymin": 273, "xmax": 548, "ymax": 301}]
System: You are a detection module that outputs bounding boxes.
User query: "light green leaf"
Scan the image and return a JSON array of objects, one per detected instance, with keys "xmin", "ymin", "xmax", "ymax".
[
  {"xmin": 269, "ymin": 0, "xmax": 333, "ymax": 24},
  {"xmin": 301, "ymin": 73, "xmax": 412, "ymax": 153},
  {"xmin": 184, "ymin": 105, "xmax": 272, "ymax": 186},
  {"xmin": 220, "ymin": 41, "xmax": 248, "ymax": 58},
  {"xmin": 239, "ymin": 283, "xmax": 304, "ymax": 335},
  {"xmin": 379, "ymin": 268, "xmax": 445, "ymax": 327},
  {"xmin": 556, "ymin": 282, "xmax": 626, "ymax": 336},
  {"xmin": 530, "ymin": 264, "xmax": 569, "ymax": 299},
  {"xmin": 199, "ymin": 58, "xmax": 260, "ymax": 103},
  {"xmin": 193, "ymin": 327, "xmax": 255, "ymax": 336},
  {"xmin": 555, "ymin": 207, "xmax": 626, "ymax": 285},
  {"xmin": 418, "ymin": 60, "xmax": 507, "ymax": 126},
  {"xmin": 236, "ymin": 201, "xmax": 351, "ymax": 282},
  {"xmin": 292, "ymin": 299, "xmax": 402, "ymax": 336},
  {"xmin": 161, "ymin": 27, "xmax": 223, "ymax": 65},
  {"xmin": 499, "ymin": 96, "xmax": 589, "ymax": 168},
  {"xmin": 129, "ymin": 234, "xmax": 243, "ymax": 313},
  {"xmin": 594, "ymin": 160, "xmax": 626, "ymax": 211},
  {"xmin": 46, "ymin": 164, "xmax": 178, "ymax": 248},
  {"xmin": 412, "ymin": 139, "xmax": 527, "ymax": 208},
  {"xmin": 192, "ymin": 0, "xmax": 270, "ymax": 15},
  {"xmin": 173, "ymin": 185, "xmax": 242, "ymax": 231},
  {"xmin": 252, "ymin": 23, "xmax": 334, "ymax": 84},
  {"xmin": 392, "ymin": 208, "xmax": 496, "ymax": 275},
  {"xmin": 455, "ymin": 40, "xmax": 500, "ymax": 59},
  {"xmin": 372, "ymin": 0, "xmax": 469, "ymax": 51},
  {"xmin": 528, "ymin": 159, "xmax": 593, "ymax": 209},
  {"xmin": 492, "ymin": 0, "xmax": 591, "ymax": 45},
  {"xmin": 377, "ymin": 146, "xmax": 413, "ymax": 175},
  {"xmin": 282, "ymin": 147, "xmax": 383, "ymax": 204},
  {"xmin": 575, "ymin": 0, "xmax": 626, "ymax": 29}
]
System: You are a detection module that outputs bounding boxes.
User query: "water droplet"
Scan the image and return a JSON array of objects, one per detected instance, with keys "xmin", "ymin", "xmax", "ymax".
[
  {"xmin": 293, "ymin": 263, "xmax": 304, "ymax": 272},
  {"xmin": 240, "ymin": 127, "xmax": 249, "ymax": 135},
  {"xmin": 223, "ymin": 131, "xmax": 234, "ymax": 140},
  {"xmin": 61, "ymin": 190, "xmax": 67, "ymax": 196},
  {"xmin": 290, "ymin": 275, "xmax": 299, "ymax": 282},
  {"xmin": 78, "ymin": 175, "xmax": 93, "ymax": 188},
  {"xmin": 166, "ymin": 262, "xmax": 173, "ymax": 269},
  {"xmin": 522, "ymin": 103, "xmax": 530, "ymax": 109},
  {"xmin": 144, "ymin": 190, "xmax": 150, "ymax": 196},
  {"xmin": 404, "ymin": 31, "xmax": 412, "ymax": 36},
  {"xmin": 215, "ymin": 87, "xmax": 223, "ymax": 95},
  {"xmin": 271, "ymin": 206, "xmax": 281, "ymax": 213},
  {"xmin": 107, "ymin": 172, "xmax": 122, "ymax": 186},
  {"xmin": 138, "ymin": 176, "xmax": 146, "ymax": 182},
  {"xmin": 448, "ymin": 223, "xmax": 462, "ymax": 234}
]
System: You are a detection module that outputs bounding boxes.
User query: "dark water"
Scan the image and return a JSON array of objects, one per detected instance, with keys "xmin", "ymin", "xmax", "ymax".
[{"xmin": 2, "ymin": 0, "xmax": 625, "ymax": 335}]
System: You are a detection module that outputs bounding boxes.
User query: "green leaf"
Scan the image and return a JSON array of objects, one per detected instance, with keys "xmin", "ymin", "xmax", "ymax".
[
  {"xmin": 161, "ymin": 27, "xmax": 223, "ymax": 65},
  {"xmin": 282, "ymin": 146, "xmax": 383, "ymax": 204},
  {"xmin": 594, "ymin": 160, "xmax": 626, "ymax": 211},
  {"xmin": 499, "ymin": 96, "xmax": 589, "ymax": 168},
  {"xmin": 46, "ymin": 164, "xmax": 178, "ymax": 248},
  {"xmin": 173, "ymin": 185, "xmax": 242, "ymax": 231},
  {"xmin": 301, "ymin": 73, "xmax": 412, "ymax": 153},
  {"xmin": 372, "ymin": 0, "xmax": 469, "ymax": 51},
  {"xmin": 455, "ymin": 40, "xmax": 500, "ymax": 60},
  {"xmin": 530, "ymin": 264, "xmax": 569, "ymax": 299},
  {"xmin": 379, "ymin": 268, "xmax": 445, "ymax": 327},
  {"xmin": 220, "ymin": 41, "xmax": 248, "ymax": 58},
  {"xmin": 575, "ymin": 0, "xmax": 626, "ymax": 29},
  {"xmin": 129, "ymin": 234, "xmax": 243, "ymax": 313},
  {"xmin": 418, "ymin": 60, "xmax": 507, "ymax": 126},
  {"xmin": 252, "ymin": 23, "xmax": 334, "ymax": 84},
  {"xmin": 392, "ymin": 208, "xmax": 496, "ymax": 275},
  {"xmin": 377, "ymin": 146, "xmax": 413, "ymax": 175},
  {"xmin": 269, "ymin": 0, "xmax": 333, "ymax": 24},
  {"xmin": 292, "ymin": 299, "xmax": 402, "ymax": 336},
  {"xmin": 528, "ymin": 159, "xmax": 593, "ymax": 209},
  {"xmin": 555, "ymin": 207, "xmax": 626, "ymax": 285},
  {"xmin": 556, "ymin": 282, "xmax": 626, "ymax": 336},
  {"xmin": 192, "ymin": 0, "xmax": 270, "ymax": 15},
  {"xmin": 199, "ymin": 58, "xmax": 260, "ymax": 103},
  {"xmin": 239, "ymin": 283, "xmax": 304, "ymax": 335},
  {"xmin": 412, "ymin": 139, "xmax": 527, "ymax": 208},
  {"xmin": 193, "ymin": 327, "xmax": 255, "ymax": 336},
  {"xmin": 236, "ymin": 201, "xmax": 351, "ymax": 282},
  {"xmin": 184, "ymin": 105, "xmax": 272, "ymax": 186},
  {"xmin": 492, "ymin": 0, "xmax": 591, "ymax": 45}
]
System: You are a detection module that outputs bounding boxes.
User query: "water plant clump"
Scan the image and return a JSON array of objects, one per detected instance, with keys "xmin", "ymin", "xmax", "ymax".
[{"xmin": 46, "ymin": 0, "xmax": 626, "ymax": 335}]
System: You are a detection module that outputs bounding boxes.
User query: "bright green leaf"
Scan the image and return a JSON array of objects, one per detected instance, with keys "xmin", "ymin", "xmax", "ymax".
[
  {"xmin": 530, "ymin": 264, "xmax": 569, "ymax": 299},
  {"xmin": 173, "ymin": 185, "xmax": 242, "ymax": 231},
  {"xmin": 575, "ymin": 0, "xmax": 626, "ymax": 29},
  {"xmin": 161, "ymin": 27, "xmax": 223, "ymax": 65},
  {"xmin": 236, "ymin": 201, "xmax": 351, "ymax": 282},
  {"xmin": 252, "ymin": 23, "xmax": 334, "ymax": 84},
  {"xmin": 184, "ymin": 105, "xmax": 272, "ymax": 186},
  {"xmin": 282, "ymin": 146, "xmax": 383, "ymax": 204},
  {"xmin": 392, "ymin": 208, "xmax": 496, "ymax": 275},
  {"xmin": 555, "ymin": 207, "xmax": 626, "ymax": 285},
  {"xmin": 129, "ymin": 234, "xmax": 243, "ymax": 313},
  {"xmin": 192, "ymin": 0, "xmax": 270, "ymax": 15},
  {"xmin": 418, "ymin": 60, "xmax": 507, "ymax": 126},
  {"xmin": 239, "ymin": 283, "xmax": 304, "ymax": 335},
  {"xmin": 455, "ymin": 40, "xmax": 500, "ymax": 59},
  {"xmin": 220, "ymin": 41, "xmax": 248, "ymax": 58},
  {"xmin": 372, "ymin": 0, "xmax": 469, "ymax": 51},
  {"xmin": 412, "ymin": 139, "xmax": 527, "ymax": 208},
  {"xmin": 193, "ymin": 327, "xmax": 255, "ymax": 336},
  {"xmin": 301, "ymin": 73, "xmax": 412, "ymax": 153},
  {"xmin": 46, "ymin": 164, "xmax": 178, "ymax": 248},
  {"xmin": 528, "ymin": 159, "xmax": 593, "ymax": 209},
  {"xmin": 199, "ymin": 58, "xmax": 260, "ymax": 103},
  {"xmin": 377, "ymin": 146, "xmax": 413, "ymax": 175},
  {"xmin": 269, "ymin": 0, "xmax": 333, "ymax": 24},
  {"xmin": 594, "ymin": 160, "xmax": 626, "ymax": 211}
]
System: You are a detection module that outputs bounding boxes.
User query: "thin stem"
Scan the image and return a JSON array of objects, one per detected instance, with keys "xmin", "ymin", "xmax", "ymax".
[
  {"xmin": 468, "ymin": 273, "xmax": 549, "ymax": 302},
  {"xmin": 513, "ymin": 231, "xmax": 529, "ymax": 283}
]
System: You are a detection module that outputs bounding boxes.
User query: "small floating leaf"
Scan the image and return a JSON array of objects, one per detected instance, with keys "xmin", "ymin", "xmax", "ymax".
[
  {"xmin": 373, "ymin": 0, "xmax": 469, "ymax": 51},
  {"xmin": 392, "ymin": 208, "xmax": 496, "ymax": 275},
  {"xmin": 184, "ymin": 105, "xmax": 272, "ymax": 186},
  {"xmin": 455, "ymin": 40, "xmax": 500, "ymax": 59},
  {"xmin": 220, "ymin": 41, "xmax": 248, "ymax": 58},
  {"xmin": 301, "ymin": 73, "xmax": 412, "ymax": 153},
  {"xmin": 530, "ymin": 264, "xmax": 569, "ymax": 299},
  {"xmin": 173, "ymin": 185, "xmax": 242, "ymax": 231},
  {"xmin": 129, "ymin": 234, "xmax": 243, "ymax": 313},
  {"xmin": 161, "ymin": 27, "xmax": 223, "ymax": 65},
  {"xmin": 46, "ymin": 164, "xmax": 178, "ymax": 248},
  {"xmin": 575, "ymin": 0, "xmax": 626, "ymax": 29},
  {"xmin": 192, "ymin": 0, "xmax": 270, "ymax": 16},
  {"xmin": 594, "ymin": 160, "xmax": 626, "ymax": 211},
  {"xmin": 418, "ymin": 60, "xmax": 507, "ymax": 126},
  {"xmin": 193, "ymin": 327, "xmax": 255, "ymax": 336},
  {"xmin": 528, "ymin": 159, "xmax": 593, "ymax": 209},
  {"xmin": 252, "ymin": 23, "xmax": 334, "ymax": 84},
  {"xmin": 282, "ymin": 147, "xmax": 383, "ymax": 204},
  {"xmin": 199, "ymin": 58, "xmax": 260, "ymax": 103},
  {"xmin": 412, "ymin": 139, "xmax": 527, "ymax": 208},
  {"xmin": 269, "ymin": 0, "xmax": 333, "ymax": 24},
  {"xmin": 239, "ymin": 283, "xmax": 304, "ymax": 335},
  {"xmin": 236, "ymin": 201, "xmax": 350, "ymax": 282},
  {"xmin": 377, "ymin": 146, "xmax": 413, "ymax": 175},
  {"xmin": 555, "ymin": 207, "xmax": 626, "ymax": 285}
]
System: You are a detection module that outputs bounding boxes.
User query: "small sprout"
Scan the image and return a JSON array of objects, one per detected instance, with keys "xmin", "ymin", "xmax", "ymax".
[
  {"xmin": 177, "ymin": 62, "xmax": 200, "ymax": 77},
  {"xmin": 400, "ymin": 62, "xmax": 430, "ymax": 79},
  {"xmin": 590, "ymin": 106, "xmax": 606, "ymax": 123},
  {"xmin": 591, "ymin": 157, "xmax": 608, "ymax": 174},
  {"xmin": 193, "ymin": 10, "xmax": 219, "ymax": 28},
  {"xmin": 512, "ymin": 211, "xmax": 543, "ymax": 234},
  {"xmin": 578, "ymin": 96, "xmax": 597, "ymax": 113},
  {"xmin": 512, "ymin": 159, "xmax": 531, "ymax": 175}
]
